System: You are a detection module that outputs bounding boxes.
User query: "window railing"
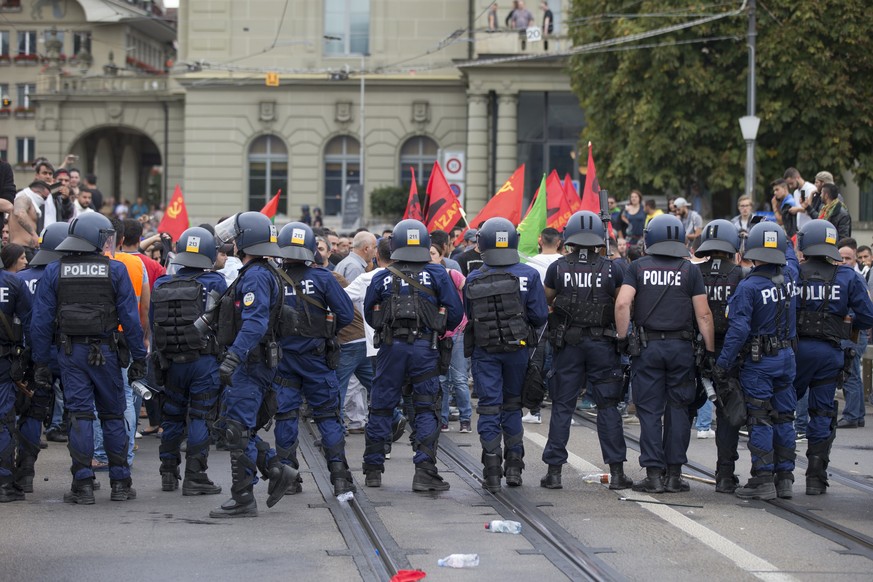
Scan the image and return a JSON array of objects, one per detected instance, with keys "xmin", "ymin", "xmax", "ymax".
[{"xmin": 37, "ymin": 74, "xmax": 169, "ymax": 94}]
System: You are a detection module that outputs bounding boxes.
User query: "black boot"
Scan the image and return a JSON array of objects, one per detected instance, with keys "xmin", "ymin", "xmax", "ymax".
[
  {"xmin": 182, "ymin": 448, "xmax": 222, "ymax": 496},
  {"xmin": 775, "ymin": 471, "xmax": 794, "ymax": 499},
  {"xmin": 735, "ymin": 473, "xmax": 776, "ymax": 500},
  {"xmin": 540, "ymin": 464, "xmax": 562, "ymax": 489},
  {"xmin": 63, "ymin": 478, "xmax": 95, "ymax": 505},
  {"xmin": 412, "ymin": 461, "xmax": 450, "ymax": 492},
  {"xmin": 110, "ymin": 478, "xmax": 137, "ymax": 501},
  {"xmin": 211, "ymin": 448, "xmax": 258, "ymax": 518},
  {"xmin": 806, "ymin": 455, "xmax": 828, "ymax": 495},
  {"xmin": 210, "ymin": 485, "xmax": 257, "ymax": 518},
  {"xmin": 363, "ymin": 463, "xmax": 383, "ymax": 487},
  {"xmin": 482, "ymin": 453, "xmax": 502, "ymax": 493},
  {"xmin": 664, "ymin": 464, "xmax": 689, "ymax": 493},
  {"xmin": 632, "ymin": 467, "xmax": 665, "ymax": 494},
  {"xmin": 715, "ymin": 461, "xmax": 738, "ymax": 494},
  {"xmin": 266, "ymin": 461, "xmax": 298, "ymax": 508},
  {"xmin": 0, "ymin": 476, "xmax": 25, "ymax": 503},
  {"xmin": 328, "ymin": 461, "xmax": 356, "ymax": 496},
  {"xmin": 504, "ymin": 451, "xmax": 524, "ymax": 487},
  {"xmin": 160, "ymin": 458, "xmax": 180, "ymax": 492},
  {"xmin": 276, "ymin": 443, "xmax": 303, "ymax": 495},
  {"xmin": 608, "ymin": 463, "xmax": 633, "ymax": 490},
  {"xmin": 14, "ymin": 453, "xmax": 37, "ymax": 494}
]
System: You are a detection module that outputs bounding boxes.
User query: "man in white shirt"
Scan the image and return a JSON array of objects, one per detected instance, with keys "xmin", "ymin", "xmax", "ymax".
[
  {"xmin": 526, "ymin": 227, "xmax": 563, "ymax": 282},
  {"xmin": 784, "ymin": 167, "xmax": 816, "ymax": 228}
]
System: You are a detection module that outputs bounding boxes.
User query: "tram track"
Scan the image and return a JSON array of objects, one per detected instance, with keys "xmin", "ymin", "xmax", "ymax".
[
  {"xmin": 572, "ymin": 409, "xmax": 873, "ymax": 561},
  {"xmin": 437, "ymin": 435, "xmax": 627, "ymax": 582},
  {"xmin": 297, "ymin": 421, "xmax": 408, "ymax": 581}
]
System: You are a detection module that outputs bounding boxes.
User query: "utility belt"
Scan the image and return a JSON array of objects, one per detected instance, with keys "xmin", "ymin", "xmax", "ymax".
[
  {"xmin": 377, "ymin": 325, "xmax": 429, "ymax": 346},
  {"xmin": 742, "ymin": 335, "xmax": 795, "ymax": 363},
  {"xmin": 247, "ymin": 341, "xmax": 282, "ymax": 368},
  {"xmin": 638, "ymin": 328, "xmax": 693, "ymax": 345}
]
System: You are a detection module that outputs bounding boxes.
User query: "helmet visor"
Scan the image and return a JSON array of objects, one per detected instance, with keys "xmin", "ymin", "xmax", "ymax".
[
  {"xmin": 99, "ymin": 229, "xmax": 116, "ymax": 257},
  {"xmin": 214, "ymin": 214, "xmax": 240, "ymax": 245}
]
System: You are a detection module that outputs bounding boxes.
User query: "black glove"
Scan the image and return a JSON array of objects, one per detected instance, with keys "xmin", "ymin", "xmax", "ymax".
[
  {"xmin": 711, "ymin": 363, "xmax": 729, "ymax": 387},
  {"xmin": 616, "ymin": 337, "xmax": 629, "ymax": 355},
  {"xmin": 701, "ymin": 350, "xmax": 716, "ymax": 378},
  {"xmin": 128, "ymin": 359, "xmax": 148, "ymax": 384},
  {"xmin": 34, "ymin": 364, "xmax": 52, "ymax": 391},
  {"xmin": 219, "ymin": 351, "xmax": 242, "ymax": 386}
]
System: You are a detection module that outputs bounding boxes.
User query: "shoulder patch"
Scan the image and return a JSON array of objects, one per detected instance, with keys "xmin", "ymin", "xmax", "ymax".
[{"xmin": 243, "ymin": 292, "xmax": 255, "ymax": 307}]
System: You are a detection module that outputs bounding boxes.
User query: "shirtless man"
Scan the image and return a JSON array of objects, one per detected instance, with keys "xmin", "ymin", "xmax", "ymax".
[{"xmin": 10, "ymin": 181, "xmax": 50, "ymax": 254}]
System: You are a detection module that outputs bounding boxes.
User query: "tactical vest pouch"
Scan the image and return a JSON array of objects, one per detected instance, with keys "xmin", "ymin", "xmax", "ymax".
[
  {"xmin": 712, "ymin": 308, "xmax": 729, "ymax": 335},
  {"xmin": 371, "ymin": 303, "xmax": 386, "ymax": 332},
  {"xmin": 547, "ymin": 311, "xmax": 567, "ymax": 349},
  {"xmin": 796, "ymin": 311, "xmax": 851, "ymax": 344},
  {"xmin": 467, "ymin": 272, "xmax": 528, "ymax": 353},
  {"xmin": 325, "ymin": 337, "xmax": 341, "ymax": 370},
  {"xmin": 153, "ymin": 279, "xmax": 207, "ymax": 355},
  {"xmin": 278, "ymin": 304, "xmax": 300, "ymax": 337},
  {"xmin": 57, "ymin": 255, "xmax": 118, "ymax": 337},
  {"xmin": 215, "ymin": 293, "xmax": 237, "ymax": 347}
]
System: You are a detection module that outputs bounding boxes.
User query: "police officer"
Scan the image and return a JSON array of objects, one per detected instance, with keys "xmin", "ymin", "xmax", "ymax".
[
  {"xmin": 793, "ymin": 219, "xmax": 873, "ymax": 495},
  {"xmin": 363, "ymin": 219, "xmax": 463, "ymax": 491},
  {"xmin": 11, "ymin": 223, "xmax": 67, "ymax": 497},
  {"xmin": 210, "ymin": 212, "xmax": 298, "ymax": 518},
  {"xmin": 693, "ymin": 219, "xmax": 746, "ymax": 493},
  {"xmin": 0, "ymin": 247, "xmax": 33, "ymax": 502},
  {"xmin": 31, "ymin": 213, "xmax": 148, "ymax": 504},
  {"xmin": 152, "ymin": 227, "xmax": 227, "ymax": 496},
  {"xmin": 541, "ymin": 211, "xmax": 630, "ymax": 490},
  {"xmin": 713, "ymin": 221, "xmax": 799, "ymax": 500},
  {"xmin": 465, "ymin": 217, "xmax": 548, "ymax": 493},
  {"xmin": 615, "ymin": 214, "xmax": 714, "ymax": 493},
  {"xmin": 273, "ymin": 222, "xmax": 355, "ymax": 496}
]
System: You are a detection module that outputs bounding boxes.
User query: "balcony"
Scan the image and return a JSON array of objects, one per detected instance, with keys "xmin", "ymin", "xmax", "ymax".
[
  {"xmin": 13, "ymin": 107, "xmax": 35, "ymax": 119},
  {"xmin": 473, "ymin": 30, "xmax": 572, "ymax": 59},
  {"xmin": 36, "ymin": 74, "xmax": 170, "ymax": 96}
]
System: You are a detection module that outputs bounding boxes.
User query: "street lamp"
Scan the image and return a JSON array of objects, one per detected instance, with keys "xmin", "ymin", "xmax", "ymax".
[{"xmin": 739, "ymin": 115, "xmax": 760, "ymax": 198}]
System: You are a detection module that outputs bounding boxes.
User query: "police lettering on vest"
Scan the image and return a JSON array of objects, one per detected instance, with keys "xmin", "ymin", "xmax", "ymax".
[
  {"xmin": 642, "ymin": 269, "xmax": 682, "ymax": 286},
  {"xmin": 546, "ymin": 253, "xmax": 620, "ymax": 346},
  {"xmin": 699, "ymin": 258, "xmax": 744, "ymax": 336},
  {"xmin": 61, "ymin": 263, "xmax": 109, "ymax": 278}
]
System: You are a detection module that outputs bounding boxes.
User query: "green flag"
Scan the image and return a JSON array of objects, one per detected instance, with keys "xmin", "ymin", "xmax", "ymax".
[{"xmin": 517, "ymin": 173, "xmax": 547, "ymax": 260}]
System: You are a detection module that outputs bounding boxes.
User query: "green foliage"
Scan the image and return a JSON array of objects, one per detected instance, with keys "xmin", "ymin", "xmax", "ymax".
[
  {"xmin": 370, "ymin": 184, "xmax": 407, "ymax": 220},
  {"xmin": 568, "ymin": 0, "xmax": 873, "ymax": 209}
]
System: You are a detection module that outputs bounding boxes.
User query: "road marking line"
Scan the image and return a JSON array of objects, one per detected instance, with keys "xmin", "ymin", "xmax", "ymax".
[{"xmin": 524, "ymin": 431, "xmax": 798, "ymax": 582}]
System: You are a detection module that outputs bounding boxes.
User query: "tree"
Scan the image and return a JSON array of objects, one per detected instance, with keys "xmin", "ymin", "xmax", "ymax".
[
  {"xmin": 369, "ymin": 185, "xmax": 407, "ymax": 221},
  {"xmin": 568, "ymin": 1, "xmax": 873, "ymax": 214}
]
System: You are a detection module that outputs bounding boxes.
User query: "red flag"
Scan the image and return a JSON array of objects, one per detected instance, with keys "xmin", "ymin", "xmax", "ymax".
[
  {"xmin": 581, "ymin": 142, "xmax": 601, "ymax": 214},
  {"xmin": 424, "ymin": 162, "xmax": 464, "ymax": 233},
  {"xmin": 403, "ymin": 167, "xmax": 423, "ymax": 220},
  {"xmin": 546, "ymin": 170, "xmax": 574, "ymax": 229},
  {"xmin": 157, "ymin": 185, "xmax": 190, "ymax": 242},
  {"xmin": 580, "ymin": 143, "xmax": 613, "ymax": 237},
  {"xmin": 562, "ymin": 173, "xmax": 582, "ymax": 212},
  {"xmin": 260, "ymin": 189, "xmax": 281, "ymax": 221},
  {"xmin": 467, "ymin": 164, "xmax": 525, "ymax": 229}
]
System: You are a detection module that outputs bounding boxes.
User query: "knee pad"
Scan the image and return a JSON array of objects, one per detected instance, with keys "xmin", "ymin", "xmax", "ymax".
[
  {"xmin": 275, "ymin": 409, "xmax": 299, "ymax": 422},
  {"xmin": 223, "ymin": 418, "xmax": 250, "ymax": 450},
  {"xmin": 502, "ymin": 396, "xmax": 522, "ymax": 414},
  {"xmin": 311, "ymin": 406, "xmax": 340, "ymax": 422}
]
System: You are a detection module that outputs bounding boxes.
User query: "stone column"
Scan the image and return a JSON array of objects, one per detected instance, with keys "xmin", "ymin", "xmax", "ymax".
[
  {"xmin": 465, "ymin": 92, "xmax": 489, "ymax": 217},
  {"xmin": 495, "ymin": 93, "xmax": 518, "ymax": 191}
]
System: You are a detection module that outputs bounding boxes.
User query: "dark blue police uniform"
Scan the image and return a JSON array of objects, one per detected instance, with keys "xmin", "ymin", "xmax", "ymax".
[
  {"xmin": 273, "ymin": 262, "xmax": 354, "ymax": 494},
  {"xmin": 624, "ymin": 256, "xmax": 705, "ymax": 473},
  {"xmin": 542, "ymin": 251, "xmax": 625, "ymax": 470},
  {"xmin": 363, "ymin": 261, "xmax": 463, "ymax": 485},
  {"xmin": 152, "ymin": 267, "xmax": 227, "ymax": 494},
  {"xmin": 0, "ymin": 270, "xmax": 32, "ymax": 501}
]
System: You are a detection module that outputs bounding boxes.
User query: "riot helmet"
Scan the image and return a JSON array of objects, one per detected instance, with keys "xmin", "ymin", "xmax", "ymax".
[
  {"xmin": 743, "ymin": 221, "xmax": 787, "ymax": 265},
  {"xmin": 389, "ymin": 219, "xmax": 431, "ymax": 262},
  {"xmin": 214, "ymin": 212, "xmax": 281, "ymax": 258},
  {"xmin": 173, "ymin": 227, "xmax": 218, "ymax": 269},
  {"xmin": 643, "ymin": 214, "xmax": 688, "ymax": 258},
  {"xmin": 563, "ymin": 210, "xmax": 606, "ymax": 247},
  {"xmin": 695, "ymin": 219, "xmax": 740, "ymax": 257},
  {"xmin": 30, "ymin": 222, "xmax": 70, "ymax": 266},
  {"xmin": 796, "ymin": 219, "xmax": 841, "ymax": 262},
  {"xmin": 278, "ymin": 222, "xmax": 316, "ymax": 262},
  {"xmin": 55, "ymin": 212, "xmax": 116, "ymax": 254},
  {"xmin": 478, "ymin": 217, "xmax": 519, "ymax": 266}
]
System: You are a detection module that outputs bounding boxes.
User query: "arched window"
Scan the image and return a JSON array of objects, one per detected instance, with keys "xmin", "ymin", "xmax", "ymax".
[
  {"xmin": 399, "ymin": 136, "xmax": 438, "ymax": 187},
  {"xmin": 324, "ymin": 136, "xmax": 360, "ymax": 216},
  {"xmin": 248, "ymin": 135, "xmax": 287, "ymax": 212}
]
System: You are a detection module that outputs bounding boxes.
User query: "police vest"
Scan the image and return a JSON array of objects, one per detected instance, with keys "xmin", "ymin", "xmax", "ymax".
[
  {"xmin": 57, "ymin": 254, "xmax": 118, "ymax": 337},
  {"xmin": 152, "ymin": 273, "xmax": 218, "ymax": 361},
  {"xmin": 549, "ymin": 253, "xmax": 615, "ymax": 344},
  {"xmin": 215, "ymin": 260, "xmax": 281, "ymax": 351},
  {"xmin": 700, "ymin": 258, "xmax": 743, "ymax": 336},
  {"xmin": 276, "ymin": 265, "xmax": 336, "ymax": 339},
  {"xmin": 466, "ymin": 266, "xmax": 528, "ymax": 353},
  {"xmin": 372, "ymin": 263, "xmax": 445, "ymax": 343},
  {"xmin": 796, "ymin": 260, "xmax": 851, "ymax": 345}
]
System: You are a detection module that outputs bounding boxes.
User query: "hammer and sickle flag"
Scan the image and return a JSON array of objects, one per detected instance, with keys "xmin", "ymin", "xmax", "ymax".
[{"xmin": 157, "ymin": 185, "xmax": 190, "ymax": 243}]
